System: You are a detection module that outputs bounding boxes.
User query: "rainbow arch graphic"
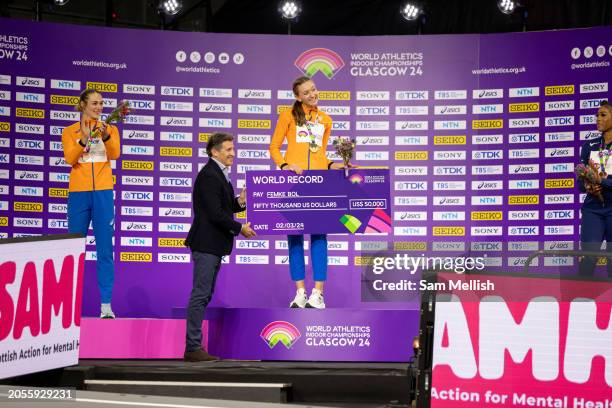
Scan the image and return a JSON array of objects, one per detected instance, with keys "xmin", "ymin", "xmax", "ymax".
[
  {"xmin": 295, "ymin": 48, "xmax": 345, "ymax": 79},
  {"xmin": 260, "ymin": 321, "xmax": 301, "ymax": 349}
]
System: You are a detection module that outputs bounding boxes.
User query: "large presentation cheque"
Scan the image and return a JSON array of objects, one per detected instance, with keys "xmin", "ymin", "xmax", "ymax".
[{"xmin": 246, "ymin": 169, "xmax": 391, "ymax": 235}]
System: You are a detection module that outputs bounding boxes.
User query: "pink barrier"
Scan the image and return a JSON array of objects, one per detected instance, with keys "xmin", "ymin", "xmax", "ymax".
[{"xmin": 79, "ymin": 318, "xmax": 208, "ymax": 359}]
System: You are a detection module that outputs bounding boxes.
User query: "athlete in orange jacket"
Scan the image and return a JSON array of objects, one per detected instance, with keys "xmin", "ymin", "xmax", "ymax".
[
  {"xmin": 269, "ymin": 76, "xmax": 347, "ymax": 309},
  {"xmin": 62, "ymin": 89, "xmax": 120, "ymax": 318}
]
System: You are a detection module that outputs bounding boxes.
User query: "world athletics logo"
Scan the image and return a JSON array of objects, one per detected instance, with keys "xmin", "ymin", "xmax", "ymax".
[
  {"xmin": 260, "ymin": 321, "xmax": 301, "ymax": 349},
  {"xmin": 294, "ymin": 48, "xmax": 345, "ymax": 79}
]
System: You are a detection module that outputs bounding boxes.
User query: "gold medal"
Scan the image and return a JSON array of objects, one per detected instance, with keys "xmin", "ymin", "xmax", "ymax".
[{"xmin": 309, "ymin": 144, "xmax": 320, "ymax": 153}]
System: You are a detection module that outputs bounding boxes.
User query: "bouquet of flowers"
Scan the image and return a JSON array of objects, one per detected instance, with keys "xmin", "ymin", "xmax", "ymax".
[
  {"xmin": 85, "ymin": 100, "xmax": 131, "ymax": 153},
  {"xmin": 575, "ymin": 159, "xmax": 604, "ymax": 204},
  {"xmin": 333, "ymin": 137, "xmax": 356, "ymax": 177}
]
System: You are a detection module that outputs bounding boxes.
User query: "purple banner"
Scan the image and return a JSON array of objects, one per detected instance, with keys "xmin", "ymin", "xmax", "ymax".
[
  {"xmin": 207, "ymin": 308, "xmax": 419, "ymax": 362},
  {"xmin": 0, "ymin": 18, "xmax": 610, "ymax": 323},
  {"xmin": 246, "ymin": 169, "xmax": 391, "ymax": 235}
]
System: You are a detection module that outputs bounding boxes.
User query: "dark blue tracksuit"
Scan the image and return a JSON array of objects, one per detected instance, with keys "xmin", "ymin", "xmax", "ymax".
[{"xmin": 579, "ymin": 135, "xmax": 612, "ymax": 277}]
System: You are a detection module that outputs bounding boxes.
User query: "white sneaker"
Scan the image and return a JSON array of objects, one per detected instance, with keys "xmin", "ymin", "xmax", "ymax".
[
  {"xmin": 100, "ymin": 303, "xmax": 115, "ymax": 319},
  {"xmin": 290, "ymin": 288, "xmax": 307, "ymax": 308},
  {"xmin": 306, "ymin": 289, "xmax": 325, "ymax": 309}
]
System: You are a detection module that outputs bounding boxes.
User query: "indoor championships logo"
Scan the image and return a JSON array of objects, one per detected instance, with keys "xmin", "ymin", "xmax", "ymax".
[
  {"xmin": 260, "ymin": 321, "xmax": 301, "ymax": 349},
  {"xmin": 295, "ymin": 48, "xmax": 345, "ymax": 79}
]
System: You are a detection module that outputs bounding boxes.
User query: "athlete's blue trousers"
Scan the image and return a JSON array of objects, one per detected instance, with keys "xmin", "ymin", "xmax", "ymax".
[
  {"xmin": 68, "ymin": 190, "xmax": 115, "ymax": 303},
  {"xmin": 579, "ymin": 206, "xmax": 612, "ymax": 277},
  {"xmin": 288, "ymin": 234, "xmax": 328, "ymax": 281}
]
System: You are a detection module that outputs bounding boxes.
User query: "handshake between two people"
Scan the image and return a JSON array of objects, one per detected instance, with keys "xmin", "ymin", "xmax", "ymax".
[{"xmin": 237, "ymin": 188, "xmax": 257, "ymax": 238}]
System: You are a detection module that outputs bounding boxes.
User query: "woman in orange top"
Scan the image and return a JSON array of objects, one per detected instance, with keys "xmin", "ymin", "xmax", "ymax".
[
  {"xmin": 269, "ymin": 76, "xmax": 347, "ymax": 309},
  {"xmin": 62, "ymin": 89, "xmax": 120, "ymax": 318}
]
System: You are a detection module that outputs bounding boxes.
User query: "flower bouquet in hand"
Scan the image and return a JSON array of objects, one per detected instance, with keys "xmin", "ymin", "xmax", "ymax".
[
  {"xmin": 85, "ymin": 100, "xmax": 131, "ymax": 153},
  {"xmin": 332, "ymin": 137, "xmax": 356, "ymax": 177},
  {"xmin": 575, "ymin": 159, "xmax": 604, "ymax": 204}
]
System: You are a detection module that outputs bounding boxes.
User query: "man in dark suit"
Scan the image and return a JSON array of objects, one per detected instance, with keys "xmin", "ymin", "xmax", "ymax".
[{"xmin": 184, "ymin": 132, "xmax": 256, "ymax": 362}]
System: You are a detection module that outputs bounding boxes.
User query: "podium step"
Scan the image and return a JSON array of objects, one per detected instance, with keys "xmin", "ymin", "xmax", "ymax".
[{"xmin": 84, "ymin": 379, "xmax": 292, "ymax": 403}]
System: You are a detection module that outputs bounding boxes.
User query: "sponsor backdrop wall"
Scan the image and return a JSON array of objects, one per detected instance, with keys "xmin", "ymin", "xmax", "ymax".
[{"xmin": 0, "ymin": 19, "xmax": 610, "ymax": 319}]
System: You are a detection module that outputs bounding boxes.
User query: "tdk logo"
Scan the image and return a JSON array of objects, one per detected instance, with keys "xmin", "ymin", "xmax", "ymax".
[
  {"xmin": 472, "ymin": 150, "xmax": 502, "ymax": 160},
  {"xmin": 580, "ymin": 99, "xmax": 602, "ymax": 109},
  {"xmin": 545, "ymin": 210, "xmax": 573, "ymax": 220},
  {"xmin": 357, "ymin": 106, "xmax": 389, "ymax": 115},
  {"xmin": 396, "ymin": 91, "xmax": 428, "ymax": 100},
  {"xmin": 238, "ymin": 150, "xmax": 269, "ymax": 159},
  {"xmin": 161, "ymin": 86, "xmax": 193, "ymax": 96},
  {"xmin": 16, "ymin": 140, "xmax": 43, "ymax": 150},
  {"xmin": 545, "ymin": 116, "xmax": 574, "ymax": 126},
  {"xmin": 237, "ymin": 240, "xmax": 269, "ymax": 249},
  {"xmin": 395, "ymin": 181, "xmax": 427, "ymax": 191},
  {"xmin": 509, "ymin": 133, "xmax": 538, "ymax": 143},
  {"xmin": 160, "ymin": 177, "xmax": 192, "ymax": 187},
  {"xmin": 127, "ymin": 100, "xmax": 155, "ymax": 110},
  {"xmin": 122, "ymin": 191, "xmax": 153, "ymax": 201},
  {"xmin": 332, "ymin": 121, "xmax": 350, "ymax": 130},
  {"xmin": 509, "ymin": 226, "xmax": 538, "ymax": 235}
]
